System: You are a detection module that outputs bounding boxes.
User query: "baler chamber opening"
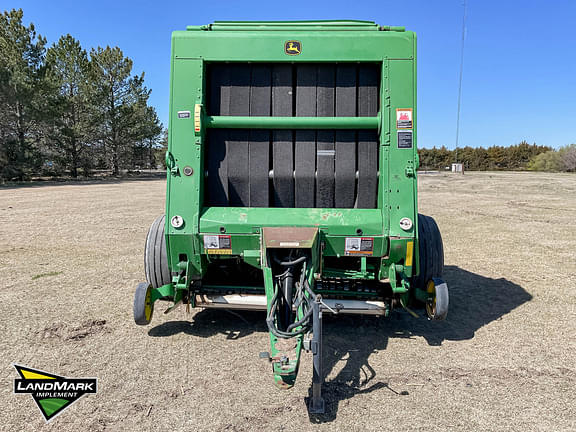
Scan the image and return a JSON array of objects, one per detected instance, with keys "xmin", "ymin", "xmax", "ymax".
[{"xmin": 204, "ymin": 63, "xmax": 381, "ymax": 209}]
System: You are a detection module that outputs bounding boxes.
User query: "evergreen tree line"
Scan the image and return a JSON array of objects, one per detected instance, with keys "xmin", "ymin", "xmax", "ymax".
[
  {"xmin": 0, "ymin": 9, "xmax": 165, "ymax": 181},
  {"xmin": 2, "ymin": 9, "xmax": 574, "ymax": 181},
  {"xmin": 418, "ymin": 141, "xmax": 576, "ymax": 172}
]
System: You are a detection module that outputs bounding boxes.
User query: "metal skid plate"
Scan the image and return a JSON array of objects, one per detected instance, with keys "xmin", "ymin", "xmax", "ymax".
[{"xmin": 262, "ymin": 227, "xmax": 318, "ymax": 249}]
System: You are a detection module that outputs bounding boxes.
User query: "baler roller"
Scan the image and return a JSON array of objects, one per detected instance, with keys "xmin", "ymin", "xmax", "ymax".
[{"xmin": 205, "ymin": 115, "xmax": 379, "ymax": 129}]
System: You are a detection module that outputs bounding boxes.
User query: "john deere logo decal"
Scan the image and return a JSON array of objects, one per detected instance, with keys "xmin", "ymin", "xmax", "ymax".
[
  {"xmin": 285, "ymin": 40, "xmax": 301, "ymax": 55},
  {"xmin": 13, "ymin": 364, "xmax": 97, "ymax": 423}
]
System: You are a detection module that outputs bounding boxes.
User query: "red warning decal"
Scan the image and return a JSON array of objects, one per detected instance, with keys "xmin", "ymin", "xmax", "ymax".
[{"xmin": 396, "ymin": 108, "xmax": 413, "ymax": 129}]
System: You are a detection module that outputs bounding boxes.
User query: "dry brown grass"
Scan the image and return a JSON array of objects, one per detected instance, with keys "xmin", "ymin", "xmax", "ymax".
[{"xmin": 1, "ymin": 171, "xmax": 575, "ymax": 431}]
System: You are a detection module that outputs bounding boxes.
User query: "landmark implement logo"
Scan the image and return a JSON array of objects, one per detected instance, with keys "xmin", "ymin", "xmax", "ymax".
[{"xmin": 13, "ymin": 364, "xmax": 97, "ymax": 423}]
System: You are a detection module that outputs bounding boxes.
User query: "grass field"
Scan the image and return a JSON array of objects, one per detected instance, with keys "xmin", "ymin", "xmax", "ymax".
[{"xmin": 1, "ymin": 171, "xmax": 575, "ymax": 431}]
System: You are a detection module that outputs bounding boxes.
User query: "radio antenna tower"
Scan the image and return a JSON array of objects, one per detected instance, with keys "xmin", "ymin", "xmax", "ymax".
[{"xmin": 455, "ymin": 0, "xmax": 467, "ymax": 163}]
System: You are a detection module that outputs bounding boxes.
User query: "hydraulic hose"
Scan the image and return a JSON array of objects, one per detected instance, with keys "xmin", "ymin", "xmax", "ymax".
[{"xmin": 266, "ymin": 256, "xmax": 316, "ymax": 339}]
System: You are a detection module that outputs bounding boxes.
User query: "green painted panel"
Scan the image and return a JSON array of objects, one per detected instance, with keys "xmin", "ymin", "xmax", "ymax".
[
  {"xmin": 387, "ymin": 59, "xmax": 417, "ymax": 240},
  {"xmin": 166, "ymin": 58, "xmax": 203, "ymax": 239},
  {"xmin": 172, "ymin": 31, "xmax": 414, "ymax": 62},
  {"xmin": 199, "ymin": 207, "xmax": 384, "ymax": 236}
]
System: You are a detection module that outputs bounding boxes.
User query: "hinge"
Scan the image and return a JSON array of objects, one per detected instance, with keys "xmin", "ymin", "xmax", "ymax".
[{"xmin": 405, "ymin": 160, "xmax": 415, "ymax": 177}]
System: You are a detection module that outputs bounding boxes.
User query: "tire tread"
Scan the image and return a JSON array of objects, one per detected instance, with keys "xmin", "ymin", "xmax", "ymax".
[
  {"xmin": 144, "ymin": 215, "xmax": 171, "ymax": 288},
  {"xmin": 414, "ymin": 214, "xmax": 444, "ymax": 290}
]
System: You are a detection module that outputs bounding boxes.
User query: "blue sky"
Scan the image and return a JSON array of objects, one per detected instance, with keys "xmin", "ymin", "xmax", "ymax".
[{"xmin": 9, "ymin": 0, "xmax": 576, "ymax": 149}]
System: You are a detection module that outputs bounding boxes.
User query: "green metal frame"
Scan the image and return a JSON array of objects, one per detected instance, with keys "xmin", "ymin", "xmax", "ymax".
[
  {"xmin": 155, "ymin": 20, "xmax": 422, "ymax": 388},
  {"xmin": 165, "ymin": 21, "xmax": 418, "ymax": 269}
]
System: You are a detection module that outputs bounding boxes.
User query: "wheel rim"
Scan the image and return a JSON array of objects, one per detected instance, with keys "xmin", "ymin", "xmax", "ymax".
[
  {"xmin": 425, "ymin": 279, "xmax": 436, "ymax": 318},
  {"xmin": 144, "ymin": 285, "xmax": 153, "ymax": 321}
]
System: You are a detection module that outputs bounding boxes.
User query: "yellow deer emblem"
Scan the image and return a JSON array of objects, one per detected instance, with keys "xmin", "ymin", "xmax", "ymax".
[{"xmin": 285, "ymin": 41, "xmax": 301, "ymax": 55}]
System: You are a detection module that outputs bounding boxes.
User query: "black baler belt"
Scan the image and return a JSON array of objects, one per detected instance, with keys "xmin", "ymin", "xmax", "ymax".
[
  {"xmin": 249, "ymin": 65, "xmax": 272, "ymax": 207},
  {"xmin": 208, "ymin": 64, "xmax": 230, "ymax": 116},
  {"xmin": 315, "ymin": 65, "xmax": 335, "ymax": 208},
  {"xmin": 335, "ymin": 65, "xmax": 357, "ymax": 208},
  {"xmin": 248, "ymin": 131, "xmax": 270, "ymax": 207},
  {"xmin": 227, "ymin": 131, "xmax": 249, "ymax": 206},
  {"xmin": 335, "ymin": 131, "xmax": 356, "ymax": 208},
  {"xmin": 295, "ymin": 130, "xmax": 316, "ymax": 208},
  {"xmin": 207, "ymin": 131, "xmax": 229, "ymax": 206},
  {"xmin": 272, "ymin": 65, "xmax": 294, "ymax": 207},
  {"xmin": 227, "ymin": 65, "xmax": 250, "ymax": 206},
  {"xmin": 207, "ymin": 65, "xmax": 231, "ymax": 205},
  {"xmin": 357, "ymin": 65, "xmax": 379, "ymax": 208},
  {"xmin": 357, "ymin": 131, "xmax": 378, "ymax": 208},
  {"xmin": 272, "ymin": 131, "xmax": 294, "ymax": 208},
  {"xmin": 295, "ymin": 65, "xmax": 317, "ymax": 208},
  {"xmin": 316, "ymin": 132, "xmax": 335, "ymax": 208},
  {"xmin": 358, "ymin": 64, "xmax": 379, "ymax": 116}
]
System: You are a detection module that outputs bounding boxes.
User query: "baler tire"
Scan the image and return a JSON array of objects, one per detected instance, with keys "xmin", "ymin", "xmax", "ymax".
[
  {"xmin": 412, "ymin": 214, "xmax": 444, "ymax": 306},
  {"xmin": 427, "ymin": 216, "xmax": 444, "ymax": 277},
  {"xmin": 134, "ymin": 282, "xmax": 154, "ymax": 325},
  {"xmin": 144, "ymin": 215, "xmax": 171, "ymax": 289}
]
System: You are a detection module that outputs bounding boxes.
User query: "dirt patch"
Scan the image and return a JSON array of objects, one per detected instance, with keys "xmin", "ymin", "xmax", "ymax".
[{"xmin": 37, "ymin": 319, "xmax": 108, "ymax": 341}]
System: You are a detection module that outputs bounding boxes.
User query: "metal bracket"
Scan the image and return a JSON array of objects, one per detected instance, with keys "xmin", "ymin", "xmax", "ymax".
[
  {"xmin": 389, "ymin": 263, "xmax": 408, "ymax": 294},
  {"xmin": 165, "ymin": 151, "xmax": 179, "ymax": 175},
  {"xmin": 308, "ymin": 295, "xmax": 325, "ymax": 414},
  {"xmin": 163, "ymin": 299, "xmax": 183, "ymax": 314}
]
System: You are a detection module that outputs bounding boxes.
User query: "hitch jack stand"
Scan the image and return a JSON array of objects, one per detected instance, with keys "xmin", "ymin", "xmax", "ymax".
[{"xmin": 308, "ymin": 295, "xmax": 325, "ymax": 414}]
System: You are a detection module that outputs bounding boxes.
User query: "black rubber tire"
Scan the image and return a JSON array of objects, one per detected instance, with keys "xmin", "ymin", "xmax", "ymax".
[
  {"xmin": 412, "ymin": 214, "xmax": 444, "ymax": 299},
  {"xmin": 134, "ymin": 282, "xmax": 153, "ymax": 325},
  {"xmin": 144, "ymin": 215, "xmax": 171, "ymax": 289}
]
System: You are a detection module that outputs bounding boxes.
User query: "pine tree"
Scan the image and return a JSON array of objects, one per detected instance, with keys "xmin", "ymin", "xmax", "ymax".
[
  {"xmin": 130, "ymin": 103, "xmax": 163, "ymax": 169},
  {"xmin": 0, "ymin": 8, "xmax": 47, "ymax": 179},
  {"xmin": 45, "ymin": 34, "xmax": 92, "ymax": 177},
  {"xmin": 89, "ymin": 46, "xmax": 151, "ymax": 175}
]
